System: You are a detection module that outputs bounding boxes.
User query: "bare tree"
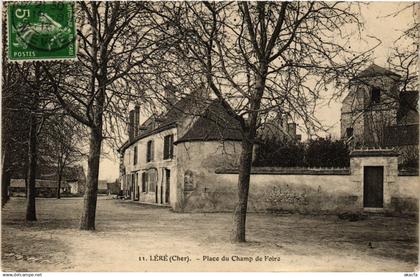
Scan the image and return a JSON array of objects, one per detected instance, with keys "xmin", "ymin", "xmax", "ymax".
[
  {"xmin": 2, "ymin": 59, "xmax": 61, "ymax": 219},
  {"xmin": 1, "ymin": 63, "xmax": 31, "ymax": 207},
  {"xmin": 1, "ymin": 14, "xmax": 32, "ymax": 207},
  {"xmin": 148, "ymin": 2, "xmax": 373, "ymax": 242},
  {"xmin": 387, "ymin": 3, "xmax": 419, "ymax": 94},
  {"xmin": 39, "ymin": 115, "xmax": 84, "ymax": 199},
  {"xmin": 42, "ymin": 2, "xmax": 171, "ymax": 230},
  {"xmin": 17, "ymin": 62, "xmax": 61, "ymax": 221}
]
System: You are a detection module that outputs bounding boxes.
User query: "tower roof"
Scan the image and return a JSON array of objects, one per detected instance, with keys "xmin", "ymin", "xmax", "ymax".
[{"xmin": 357, "ymin": 64, "xmax": 401, "ymax": 79}]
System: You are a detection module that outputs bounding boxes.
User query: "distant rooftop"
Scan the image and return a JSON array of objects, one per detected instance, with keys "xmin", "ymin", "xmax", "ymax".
[
  {"xmin": 119, "ymin": 92, "xmax": 243, "ymax": 151},
  {"xmin": 175, "ymin": 99, "xmax": 243, "ymax": 144},
  {"xmin": 357, "ymin": 64, "xmax": 401, "ymax": 79}
]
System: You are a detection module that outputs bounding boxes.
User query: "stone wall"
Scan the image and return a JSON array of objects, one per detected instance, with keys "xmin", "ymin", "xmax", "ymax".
[
  {"xmin": 174, "ymin": 147, "xmax": 418, "ymax": 214},
  {"xmin": 212, "ymin": 173, "xmax": 357, "ymax": 213},
  {"xmin": 175, "ymin": 140, "xmax": 242, "ymax": 211},
  {"xmin": 184, "ymin": 171, "xmax": 418, "ymax": 214},
  {"xmin": 394, "ymin": 176, "xmax": 420, "ymax": 213}
]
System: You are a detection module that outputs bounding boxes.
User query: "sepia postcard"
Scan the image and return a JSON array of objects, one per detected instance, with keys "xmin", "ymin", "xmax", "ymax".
[{"xmin": 1, "ymin": 1, "xmax": 419, "ymax": 274}]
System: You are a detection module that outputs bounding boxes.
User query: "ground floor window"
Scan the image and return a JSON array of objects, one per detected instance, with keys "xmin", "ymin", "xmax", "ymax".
[
  {"xmin": 141, "ymin": 172, "xmax": 148, "ymax": 193},
  {"xmin": 148, "ymin": 169, "xmax": 157, "ymax": 192}
]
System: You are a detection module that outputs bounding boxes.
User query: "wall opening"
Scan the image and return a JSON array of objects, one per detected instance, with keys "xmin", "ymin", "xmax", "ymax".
[{"xmin": 363, "ymin": 166, "xmax": 384, "ymax": 208}]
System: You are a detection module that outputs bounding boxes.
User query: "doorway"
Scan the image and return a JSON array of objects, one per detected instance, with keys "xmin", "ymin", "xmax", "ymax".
[
  {"xmin": 165, "ymin": 169, "xmax": 170, "ymax": 204},
  {"xmin": 363, "ymin": 166, "xmax": 384, "ymax": 208}
]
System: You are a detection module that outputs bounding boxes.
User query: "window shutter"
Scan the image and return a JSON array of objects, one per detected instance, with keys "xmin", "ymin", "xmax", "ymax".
[
  {"xmin": 164, "ymin": 135, "xmax": 174, "ymax": 159},
  {"xmin": 164, "ymin": 136, "xmax": 169, "ymax": 159},
  {"xmin": 151, "ymin": 141, "xmax": 154, "ymax": 161},
  {"xmin": 169, "ymin": 135, "xmax": 174, "ymax": 158},
  {"xmin": 147, "ymin": 141, "xmax": 153, "ymax": 162},
  {"xmin": 133, "ymin": 146, "xmax": 137, "ymax": 165},
  {"xmin": 148, "ymin": 141, "xmax": 151, "ymax": 161}
]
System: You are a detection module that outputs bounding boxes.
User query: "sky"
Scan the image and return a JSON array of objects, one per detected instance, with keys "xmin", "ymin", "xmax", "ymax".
[
  {"xmin": 97, "ymin": 2, "xmax": 417, "ymax": 181},
  {"xmin": 314, "ymin": 2, "xmax": 417, "ymax": 138}
]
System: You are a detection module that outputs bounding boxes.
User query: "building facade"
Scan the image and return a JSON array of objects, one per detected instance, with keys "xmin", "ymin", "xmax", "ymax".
[
  {"xmin": 119, "ymin": 87, "xmax": 300, "ymax": 210},
  {"xmin": 118, "ymin": 91, "xmax": 248, "ymax": 210},
  {"xmin": 117, "ymin": 75, "xmax": 418, "ymax": 214},
  {"xmin": 340, "ymin": 64, "xmax": 419, "ymax": 165}
]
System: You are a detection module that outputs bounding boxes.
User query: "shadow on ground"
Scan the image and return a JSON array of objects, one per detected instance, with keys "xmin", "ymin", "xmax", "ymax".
[{"xmin": 1, "ymin": 197, "xmax": 418, "ymax": 272}]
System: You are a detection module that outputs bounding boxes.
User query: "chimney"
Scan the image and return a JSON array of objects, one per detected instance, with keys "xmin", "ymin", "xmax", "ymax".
[
  {"xmin": 128, "ymin": 110, "xmax": 135, "ymax": 141},
  {"xmin": 134, "ymin": 105, "xmax": 140, "ymax": 136},
  {"xmin": 287, "ymin": 122, "xmax": 297, "ymax": 138},
  {"xmin": 281, "ymin": 114, "xmax": 289, "ymax": 132},
  {"xmin": 197, "ymin": 83, "xmax": 210, "ymax": 100},
  {"xmin": 164, "ymin": 84, "xmax": 177, "ymax": 109}
]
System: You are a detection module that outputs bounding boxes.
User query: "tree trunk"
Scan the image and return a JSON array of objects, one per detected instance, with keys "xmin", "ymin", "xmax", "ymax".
[
  {"xmin": 231, "ymin": 138, "xmax": 254, "ymax": 242},
  {"xmin": 26, "ymin": 101, "xmax": 38, "ymax": 221},
  {"xmin": 1, "ymin": 13, "xmax": 9, "ymax": 208},
  {"xmin": 231, "ymin": 71, "xmax": 266, "ymax": 243},
  {"xmin": 24, "ymin": 154, "xmax": 29, "ymax": 198},
  {"xmin": 26, "ymin": 64, "xmax": 40, "ymax": 222},
  {"xmin": 80, "ymin": 128, "xmax": 102, "ymax": 230},
  {"xmin": 57, "ymin": 167, "xmax": 62, "ymax": 199},
  {"xmin": 1, "ymin": 148, "xmax": 10, "ymax": 207},
  {"xmin": 1, "ymin": 169, "xmax": 10, "ymax": 207}
]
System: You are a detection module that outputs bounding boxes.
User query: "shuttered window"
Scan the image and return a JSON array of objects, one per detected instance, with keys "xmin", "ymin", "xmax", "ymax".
[
  {"xmin": 146, "ymin": 140, "xmax": 154, "ymax": 162},
  {"xmin": 163, "ymin": 134, "xmax": 174, "ymax": 160},
  {"xmin": 141, "ymin": 172, "xmax": 147, "ymax": 192},
  {"xmin": 133, "ymin": 146, "xmax": 138, "ymax": 165}
]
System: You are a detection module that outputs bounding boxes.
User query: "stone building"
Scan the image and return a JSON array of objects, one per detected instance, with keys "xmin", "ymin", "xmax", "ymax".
[
  {"xmin": 340, "ymin": 64, "xmax": 418, "ymax": 164},
  {"xmin": 118, "ymin": 89, "xmax": 298, "ymax": 210},
  {"xmin": 258, "ymin": 113, "xmax": 301, "ymax": 143},
  {"xmin": 117, "ymin": 83, "xmax": 418, "ymax": 214}
]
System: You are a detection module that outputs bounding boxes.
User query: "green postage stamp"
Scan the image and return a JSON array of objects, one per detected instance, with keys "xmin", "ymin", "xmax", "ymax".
[{"xmin": 7, "ymin": 2, "xmax": 77, "ymax": 61}]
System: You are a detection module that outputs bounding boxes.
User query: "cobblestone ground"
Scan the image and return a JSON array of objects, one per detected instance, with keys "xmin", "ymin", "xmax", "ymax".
[{"xmin": 1, "ymin": 197, "xmax": 418, "ymax": 272}]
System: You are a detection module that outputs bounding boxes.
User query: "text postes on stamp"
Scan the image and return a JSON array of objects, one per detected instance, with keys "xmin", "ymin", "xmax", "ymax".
[{"xmin": 7, "ymin": 2, "xmax": 77, "ymax": 61}]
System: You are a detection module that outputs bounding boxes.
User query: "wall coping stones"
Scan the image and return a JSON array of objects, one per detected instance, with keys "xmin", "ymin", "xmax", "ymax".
[
  {"xmin": 215, "ymin": 167, "xmax": 351, "ymax": 175},
  {"xmin": 350, "ymin": 148, "xmax": 399, "ymax": 157}
]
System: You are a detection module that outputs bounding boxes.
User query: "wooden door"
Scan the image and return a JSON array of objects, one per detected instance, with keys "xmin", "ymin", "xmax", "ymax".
[{"xmin": 363, "ymin": 166, "xmax": 384, "ymax": 208}]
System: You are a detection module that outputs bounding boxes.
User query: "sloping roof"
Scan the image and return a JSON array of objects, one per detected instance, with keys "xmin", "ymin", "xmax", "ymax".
[
  {"xmin": 343, "ymin": 64, "xmax": 406, "ymax": 110},
  {"xmin": 119, "ymin": 94, "xmax": 199, "ymax": 152},
  {"xmin": 357, "ymin": 64, "xmax": 401, "ymax": 79},
  {"xmin": 119, "ymin": 92, "xmax": 242, "ymax": 151},
  {"xmin": 175, "ymin": 100, "xmax": 242, "ymax": 144},
  {"xmin": 11, "ymin": 164, "xmax": 86, "ymax": 182}
]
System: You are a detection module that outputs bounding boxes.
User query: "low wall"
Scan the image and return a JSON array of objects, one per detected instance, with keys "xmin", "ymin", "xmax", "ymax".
[
  {"xmin": 175, "ymin": 146, "xmax": 418, "ymax": 214},
  {"xmin": 219, "ymin": 173, "xmax": 357, "ymax": 213},
  {"xmin": 180, "ymin": 168, "xmax": 361, "ymax": 213},
  {"xmin": 393, "ymin": 176, "xmax": 420, "ymax": 213},
  {"xmin": 180, "ymin": 169, "xmax": 419, "ymax": 214}
]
